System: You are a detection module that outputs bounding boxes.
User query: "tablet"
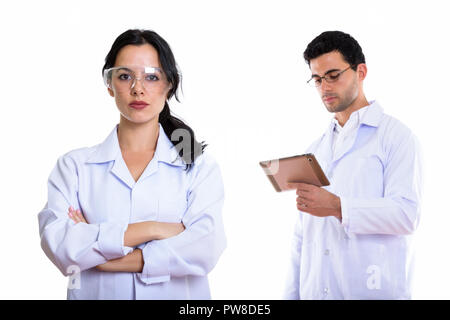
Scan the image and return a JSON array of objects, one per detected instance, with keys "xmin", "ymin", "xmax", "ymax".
[{"xmin": 259, "ymin": 153, "xmax": 330, "ymax": 192}]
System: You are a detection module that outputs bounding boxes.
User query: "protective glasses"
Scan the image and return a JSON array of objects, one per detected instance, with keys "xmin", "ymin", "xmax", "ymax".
[
  {"xmin": 103, "ymin": 65, "xmax": 170, "ymax": 93},
  {"xmin": 307, "ymin": 66, "xmax": 353, "ymax": 87}
]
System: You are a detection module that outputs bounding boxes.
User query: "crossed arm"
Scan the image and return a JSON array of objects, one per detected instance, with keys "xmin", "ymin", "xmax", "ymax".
[{"xmin": 68, "ymin": 206, "xmax": 185, "ymax": 273}]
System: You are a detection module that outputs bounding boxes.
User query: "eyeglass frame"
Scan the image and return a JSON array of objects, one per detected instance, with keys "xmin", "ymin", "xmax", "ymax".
[
  {"xmin": 306, "ymin": 65, "xmax": 355, "ymax": 87},
  {"xmin": 103, "ymin": 65, "xmax": 168, "ymax": 91}
]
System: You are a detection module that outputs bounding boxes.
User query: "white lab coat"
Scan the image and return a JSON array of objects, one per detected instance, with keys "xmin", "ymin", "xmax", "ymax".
[
  {"xmin": 284, "ymin": 101, "xmax": 423, "ymax": 299},
  {"xmin": 38, "ymin": 123, "xmax": 227, "ymax": 299}
]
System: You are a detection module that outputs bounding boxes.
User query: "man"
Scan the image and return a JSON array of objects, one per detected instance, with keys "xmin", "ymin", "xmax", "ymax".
[{"xmin": 284, "ymin": 31, "xmax": 422, "ymax": 299}]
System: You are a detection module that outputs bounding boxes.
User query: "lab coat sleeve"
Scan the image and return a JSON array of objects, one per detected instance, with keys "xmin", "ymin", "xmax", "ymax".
[
  {"xmin": 38, "ymin": 153, "xmax": 133, "ymax": 276},
  {"xmin": 137, "ymin": 155, "xmax": 226, "ymax": 285},
  {"xmin": 340, "ymin": 131, "xmax": 423, "ymax": 235},
  {"xmin": 283, "ymin": 213, "xmax": 303, "ymax": 299}
]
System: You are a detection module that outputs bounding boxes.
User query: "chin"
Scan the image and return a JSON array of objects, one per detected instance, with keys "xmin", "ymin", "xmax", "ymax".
[
  {"xmin": 122, "ymin": 113, "xmax": 159, "ymax": 125},
  {"xmin": 323, "ymin": 103, "xmax": 336, "ymax": 113}
]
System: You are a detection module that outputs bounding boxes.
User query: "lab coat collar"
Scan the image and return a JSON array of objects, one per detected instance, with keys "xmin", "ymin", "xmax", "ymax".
[
  {"xmin": 360, "ymin": 100, "xmax": 383, "ymax": 128},
  {"xmin": 86, "ymin": 123, "xmax": 186, "ymax": 168},
  {"xmin": 155, "ymin": 124, "xmax": 187, "ymax": 168},
  {"xmin": 325, "ymin": 100, "xmax": 384, "ymax": 163},
  {"xmin": 329, "ymin": 100, "xmax": 383, "ymax": 130}
]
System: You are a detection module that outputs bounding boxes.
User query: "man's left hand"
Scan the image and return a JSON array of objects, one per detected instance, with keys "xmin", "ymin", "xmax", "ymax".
[{"xmin": 287, "ymin": 182, "xmax": 342, "ymax": 221}]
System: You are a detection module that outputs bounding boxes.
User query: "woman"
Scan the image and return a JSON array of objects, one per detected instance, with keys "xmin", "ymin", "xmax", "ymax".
[{"xmin": 38, "ymin": 29, "xmax": 226, "ymax": 299}]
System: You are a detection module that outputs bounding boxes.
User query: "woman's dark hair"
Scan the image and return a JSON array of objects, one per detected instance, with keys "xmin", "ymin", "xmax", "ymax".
[
  {"xmin": 303, "ymin": 31, "xmax": 365, "ymax": 71},
  {"xmin": 102, "ymin": 29, "xmax": 206, "ymax": 170}
]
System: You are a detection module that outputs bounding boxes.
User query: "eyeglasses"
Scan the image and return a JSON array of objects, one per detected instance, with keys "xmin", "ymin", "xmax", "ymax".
[
  {"xmin": 103, "ymin": 65, "xmax": 170, "ymax": 93},
  {"xmin": 307, "ymin": 66, "xmax": 353, "ymax": 87}
]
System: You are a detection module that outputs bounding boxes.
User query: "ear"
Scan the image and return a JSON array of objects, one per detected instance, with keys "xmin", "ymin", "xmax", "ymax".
[
  {"xmin": 165, "ymin": 83, "xmax": 173, "ymax": 99},
  {"xmin": 356, "ymin": 63, "xmax": 368, "ymax": 81},
  {"xmin": 107, "ymin": 88, "xmax": 114, "ymax": 97}
]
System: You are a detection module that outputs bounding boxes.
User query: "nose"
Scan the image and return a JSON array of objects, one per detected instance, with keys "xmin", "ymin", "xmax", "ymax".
[
  {"xmin": 319, "ymin": 78, "xmax": 333, "ymax": 92},
  {"xmin": 131, "ymin": 77, "xmax": 145, "ymax": 95},
  {"xmin": 318, "ymin": 80, "xmax": 334, "ymax": 97}
]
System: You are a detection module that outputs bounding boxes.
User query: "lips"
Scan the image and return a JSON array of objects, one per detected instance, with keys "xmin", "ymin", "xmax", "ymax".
[
  {"xmin": 323, "ymin": 95, "xmax": 337, "ymax": 103},
  {"xmin": 129, "ymin": 100, "xmax": 149, "ymax": 110}
]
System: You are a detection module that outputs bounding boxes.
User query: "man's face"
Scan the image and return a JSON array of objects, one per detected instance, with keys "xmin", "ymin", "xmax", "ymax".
[{"xmin": 309, "ymin": 51, "xmax": 359, "ymax": 113}]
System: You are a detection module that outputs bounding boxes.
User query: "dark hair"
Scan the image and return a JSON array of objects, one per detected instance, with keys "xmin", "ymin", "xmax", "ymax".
[
  {"xmin": 303, "ymin": 31, "xmax": 365, "ymax": 71},
  {"xmin": 102, "ymin": 29, "xmax": 206, "ymax": 170}
]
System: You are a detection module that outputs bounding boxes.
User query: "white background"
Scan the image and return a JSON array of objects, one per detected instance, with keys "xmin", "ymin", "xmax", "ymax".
[{"xmin": 0, "ymin": 0, "xmax": 449, "ymax": 299}]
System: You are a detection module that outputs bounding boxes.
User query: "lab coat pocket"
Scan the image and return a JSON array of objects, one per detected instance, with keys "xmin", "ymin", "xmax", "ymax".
[
  {"xmin": 157, "ymin": 194, "xmax": 188, "ymax": 223},
  {"xmin": 350, "ymin": 156, "xmax": 384, "ymax": 197},
  {"xmin": 344, "ymin": 237, "xmax": 400, "ymax": 299}
]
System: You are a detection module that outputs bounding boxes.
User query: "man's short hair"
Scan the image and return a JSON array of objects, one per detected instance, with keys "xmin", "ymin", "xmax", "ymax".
[{"xmin": 303, "ymin": 31, "xmax": 365, "ymax": 70}]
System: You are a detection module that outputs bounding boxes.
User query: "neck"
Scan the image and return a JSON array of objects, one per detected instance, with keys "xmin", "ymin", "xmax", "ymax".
[
  {"xmin": 117, "ymin": 116, "xmax": 160, "ymax": 153},
  {"xmin": 334, "ymin": 93, "xmax": 369, "ymax": 127}
]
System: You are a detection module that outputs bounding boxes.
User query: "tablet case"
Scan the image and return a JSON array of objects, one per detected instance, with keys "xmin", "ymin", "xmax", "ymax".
[{"xmin": 259, "ymin": 153, "xmax": 330, "ymax": 192}]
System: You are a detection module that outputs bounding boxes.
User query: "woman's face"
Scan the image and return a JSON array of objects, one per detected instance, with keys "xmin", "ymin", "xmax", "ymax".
[{"xmin": 107, "ymin": 44, "xmax": 171, "ymax": 125}]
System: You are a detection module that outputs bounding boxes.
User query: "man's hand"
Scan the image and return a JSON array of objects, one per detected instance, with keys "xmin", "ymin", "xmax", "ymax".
[{"xmin": 287, "ymin": 182, "xmax": 342, "ymax": 221}]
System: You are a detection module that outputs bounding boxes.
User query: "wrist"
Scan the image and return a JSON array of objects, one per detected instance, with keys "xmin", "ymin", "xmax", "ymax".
[
  {"xmin": 333, "ymin": 196, "xmax": 342, "ymax": 221},
  {"xmin": 149, "ymin": 221, "xmax": 163, "ymax": 240}
]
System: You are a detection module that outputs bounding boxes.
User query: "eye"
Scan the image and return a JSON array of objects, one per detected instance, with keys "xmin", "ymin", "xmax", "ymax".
[
  {"xmin": 145, "ymin": 74, "xmax": 159, "ymax": 81},
  {"xmin": 311, "ymin": 76, "xmax": 321, "ymax": 84},
  {"xmin": 327, "ymin": 72, "xmax": 341, "ymax": 80},
  {"xmin": 118, "ymin": 73, "xmax": 132, "ymax": 81}
]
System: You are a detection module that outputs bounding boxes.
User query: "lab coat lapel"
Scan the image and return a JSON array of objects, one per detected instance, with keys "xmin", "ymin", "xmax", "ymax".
[
  {"xmin": 111, "ymin": 154, "xmax": 136, "ymax": 189},
  {"xmin": 332, "ymin": 129, "xmax": 359, "ymax": 163},
  {"xmin": 137, "ymin": 154, "xmax": 159, "ymax": 182},
  {"xmin": 331, "ymin": 101, "xmax": 384, "ymax": 163},
  {"xmin": 132, "ymin": 124, "xmax": 184, "ymax": 182},
  {"xmin": 84, "ymin": 125, "xmax": 136, "ymax": 189},
  {"xmin": 316, "ymin": 122, "xmax": 335, "ymax": 174}
]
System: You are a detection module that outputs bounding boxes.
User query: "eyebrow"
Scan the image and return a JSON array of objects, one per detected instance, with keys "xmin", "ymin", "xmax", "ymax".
[
  {"xmin": 113, "ymin": 66, "xmax": 162, "ymax": 73},
  {"xmin": 311, "ymin": 68, "xmax": 341, "ymax": 77},
  {"xmin": 114, "ymin": 67, "xmax": 132, "ymax": 72}
]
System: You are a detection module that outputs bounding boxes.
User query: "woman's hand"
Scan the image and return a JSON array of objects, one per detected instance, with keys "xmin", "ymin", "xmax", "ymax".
[
  {"xmin": 96, "ymin": 249, "xmax": 144, "ymax": 273},
  {"xmin": 155, "ymin": 221, "xmax": 186, "ymax": 240},
  {"xmin": 68, "ymin": 206, "xmax": 88, "ymax": 224},
  {"xmin": 66, "ymin": 206, "xmax": 184, "ymax": 272}
]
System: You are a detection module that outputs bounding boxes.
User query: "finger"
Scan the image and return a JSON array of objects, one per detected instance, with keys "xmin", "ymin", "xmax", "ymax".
[
  {"xmin": 68, "ymin": 206, "xmax": 76, "ymax": 219},
  {"xmin": 80, "ymin": 212, "xmax": 88, "ymax": 224},
  {"xmin": 285, "ymin": 183, "xmax": 298, "ymax": 190},
  {"xmin": 76, "ymin": 210, "xmax": 87, "ymax": 223},
  {"xmin": 298, "ymin": 183, "xmax": 316, "ymax": 191},
  {"xmin": 298, "ymin": 205, "xmax": 316, "ymax": 215},
  {"xmin": 296, "ymin": 188, "xmax": 313, "ymax": 196},
  {"xmin": 289, "ymin": 182, "xmax": 314, "ymax": 193},
  {"xmin": 68, "ymin": 211, "xmax": 77, "ymax": 223},
  {"xmin": 69, "ymin": 210, "xmax": 80, "ymax": 223},
  {"xmin": 75, "ymin": 210, "xmax": 83, "ymax": 223},
  {"xmin": 296, "ymin": 196, "xmax": 310, "ymax": 207},
  {"xmin": 296, "ymin": 194, "xmax": 313, "ymax": 203},
  {"xmin": 296, "ymin": 197, "xmax": 310, "ymax": 205}
]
